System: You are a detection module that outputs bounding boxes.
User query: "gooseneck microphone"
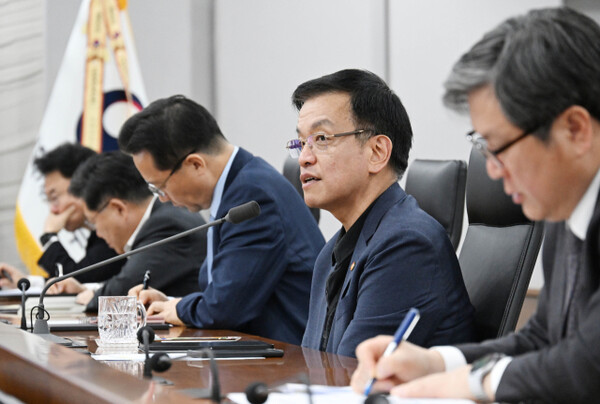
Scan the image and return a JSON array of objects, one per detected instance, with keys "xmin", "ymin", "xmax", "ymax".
[
  {"xmin": 364, "ymin": 393, "xmax": 390, "ymax": 404},
  {"xmin": 179, "ymin": 348, "xmax": 221, "ymax": 402},
  {"xmin": 137, "ymin": 326, "xmax": 156, "ymax": 379},
  {"xmin": 31, "ymin": 201, "xmax": 261, "ymax": 344},
  {"xmin": 225, "ymin": 200, "xmax": 260, "ymax": 224},
  {"xmin": 245, "ymin": 382, "xmax": 269, "ymax": 404},
  {"xmin": 148, "ymin": 352, "xmax": 172, "ymax": 373},
  {"xmin": 17, "ymin": 278, "xmax": 30, "ymax": 331},
  {"xmin": 137, "ymin": 326, "xmax": 172, "ymax": 384}
]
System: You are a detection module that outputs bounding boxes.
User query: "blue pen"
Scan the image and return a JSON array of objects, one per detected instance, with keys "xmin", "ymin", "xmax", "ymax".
[{"xmin": 363, "ymin": 307, "xmax": 420, "ymax": 396}]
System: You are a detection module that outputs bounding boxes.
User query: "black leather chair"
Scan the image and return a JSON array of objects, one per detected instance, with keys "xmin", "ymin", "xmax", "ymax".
[
  {"xmin": 405, "ymin": 159, "xmax": 467, "ymax": 250},
  {"xmin": 283, "ymin": 157, "xmax": 320, "ymax": 224},
  {"xmin": 459, "ymin": 148, "xmax": 544, "ymax": 341}
]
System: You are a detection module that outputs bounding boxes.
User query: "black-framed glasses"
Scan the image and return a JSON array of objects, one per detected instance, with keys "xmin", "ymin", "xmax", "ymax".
[
  {"xmin": 466, "ymin": 127, "xmax": 536, "ymax": 169},
  {"xmin": 84, "ymin": 199, "xmax": 110, "ymax": 230},
  {"xmin": 285, "ymin": 129, "xmax": 370, "ymax": 158},
  {"xmin": 147, "ymin": 149, "xmax": 196, "ymax": 197}
]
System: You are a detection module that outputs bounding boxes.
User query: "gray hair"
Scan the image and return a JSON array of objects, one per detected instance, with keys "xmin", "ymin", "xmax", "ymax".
[{"xmin": 443, "ymin": 7, "xmax": 600, "ymax": 141}]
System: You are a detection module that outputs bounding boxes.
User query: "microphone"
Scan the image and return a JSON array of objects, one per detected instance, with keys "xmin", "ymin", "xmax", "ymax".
[
  {"xmin": 31, "ymin": 201, "xmax": 261, "ymax": 345},
  {"xmin": 224, "ymin": 200, "xmax": 260, "ymax": 224},
  {"xmin": 244, "ymin": 373, "xmax": 313, "ymax": 404},
  {"xmin": 137, "ymin": 326, "xmax": 173, "ymax": 384},
  {"xmin": 245, "ymin": 382, "xmax": 269, "ymax": 404},
  {"xmin": 179, "ymin": 348, "xmax": 221, "ymax": 402},
  {"xmin": 148, "ymin": 352, "xmax": 172, "ymax": 373},
  {"xmin": 17, "ymin": 278, "xmax": 30, "ymax": 331},
  {"xmin": 364, "ymin": 393, "xmax": 390, "ymax": 404},
  {"xmin": 137, "ymin": 326, "xmax": 156, "ymax": 379}
]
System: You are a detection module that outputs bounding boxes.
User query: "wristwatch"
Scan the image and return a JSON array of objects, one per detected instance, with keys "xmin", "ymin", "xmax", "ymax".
[{"xmin": 468, "ymin": 353, "xmax": 506, "ymax": 402}]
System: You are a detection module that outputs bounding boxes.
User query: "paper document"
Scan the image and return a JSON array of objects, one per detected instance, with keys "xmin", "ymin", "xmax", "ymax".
[
  {"xmin": 24, "ymin": 295, "xmax": 85, "ymax": 314},
  {"xmin": 228, "ymin": 383, "xmax": 475, "ymax": 404},
  {"xmin": 0, "ymin": 286, "xmax": 43, "ymax": 297}
]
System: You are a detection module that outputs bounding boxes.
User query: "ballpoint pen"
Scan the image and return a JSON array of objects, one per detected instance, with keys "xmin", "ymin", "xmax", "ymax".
[
  {"xmin": 364, "ymin": 307, "xmax": 421, "ymax": 396},
  {"xmin": 143, "ymin": 270, "xmax": 151, "ymax": 290}
]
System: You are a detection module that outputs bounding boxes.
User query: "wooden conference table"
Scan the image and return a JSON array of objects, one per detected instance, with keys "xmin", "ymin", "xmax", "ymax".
[{"xmin": 0, "ymin": 298, "xmax": 357, "ymax": 404}]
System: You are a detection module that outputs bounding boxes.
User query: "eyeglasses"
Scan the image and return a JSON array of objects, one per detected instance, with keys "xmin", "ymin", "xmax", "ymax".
[
  {"xmin": 147, "ymin": 149, "xmax": 196, "ymax": 197},
  {"xmin": 466, "ymin": 127, "xmax": 537, "ymax": 169},
  {"xmin": 285, "ymin": 129, "xmax": 370, "ymax": 158},
  {"xmin": 84, "ymin": 199, "xmax": 110, "ymax": 230}
]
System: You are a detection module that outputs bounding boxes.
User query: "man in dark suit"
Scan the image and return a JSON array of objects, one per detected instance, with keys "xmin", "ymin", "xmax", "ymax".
[
  {"xmin": 49, "ymin": 151, "xmax": 206, "ymax": 312},
  {"xmin": 291, "ymin": 69, "xmax": 474, "ymax": 358},
  {"xmin": 0, "ymin": 143, "xmax": 123, "ymax": 288},
  {"xmin": 119, "ymin": 95, "xmax": 324, "ymax": 344},
  {"xmin": 351, "ymin": 7, "xmax": 600, "ymax": 403}
]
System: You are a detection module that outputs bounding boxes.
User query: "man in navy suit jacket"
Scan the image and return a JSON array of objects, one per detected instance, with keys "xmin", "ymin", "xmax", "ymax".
[
  {"xmin": 290, "ymin": 69, "xmax": 474, "ymax": 357},
  {"xmin": 350, "ymin": 8, "xmax": 600, "ymax": 403},
  {"xmin": 119, "ymin": 95, "xmax": 324, "ymax": 344}
]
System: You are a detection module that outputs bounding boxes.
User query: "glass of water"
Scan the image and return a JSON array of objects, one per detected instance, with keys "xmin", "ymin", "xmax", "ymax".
[{"xmin": 98, "ymin": 296, "xmax": 146, "ymax": 345}]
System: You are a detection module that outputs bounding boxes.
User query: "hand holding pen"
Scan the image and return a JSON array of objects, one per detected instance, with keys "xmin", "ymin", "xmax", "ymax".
[{"xmin": 363, "ymin": 308, "xmax": 421, "ymax": 396}]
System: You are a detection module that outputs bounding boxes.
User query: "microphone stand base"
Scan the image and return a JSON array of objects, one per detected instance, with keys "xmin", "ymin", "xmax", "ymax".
[
  {"xmin": 32, "ymin": 318, "xmax": 75, "ymax": 346},
  {"xmin": 34, "ymin": 332, "xmax": 75, "ymax": 346}
]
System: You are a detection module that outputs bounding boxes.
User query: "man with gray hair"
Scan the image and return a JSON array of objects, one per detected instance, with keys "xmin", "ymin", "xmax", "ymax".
[{"xmin": 351, "ymin": 7, "xmax": 600, "ymax": 403}]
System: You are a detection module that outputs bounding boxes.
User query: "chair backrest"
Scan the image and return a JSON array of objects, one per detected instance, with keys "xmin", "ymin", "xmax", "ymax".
[
  {"xmin": 459, "ymin": 148, "xmax": 544, "ymax": 341},
  {"xmin": 405, "ymin": 159, "xmax": 467, "ymax": 250},
  {"xmin": 282, "ymin": 157, "xmax": 320, "ymax": 224}
]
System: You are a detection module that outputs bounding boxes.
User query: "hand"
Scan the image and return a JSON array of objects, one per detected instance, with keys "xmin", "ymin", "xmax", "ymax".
[
  {"xmin": 75, "ymin": 289, "xmax": 95, "ymax": 305},
  {"xmin": 0, "ymin": 263, "xmax": 25, "ymax": 289},
  {"xmin": 147, "ymin": 298, "xmax": 184, "ymax": 326},
  {"xmin": 351, "ymin": 336, "xmax": 445, "ymax": 394},
  {"xmin": 128, "ymin": 284, "xmax": 168, "ymax": 306},
  {"xmin": 46, "ymin": 277, "xmax": 86, "ymax": 295},
  {"xmin": 390, "ymin": 364, "xmax": 487, "ymax": 401},
  {"xmin": 43, "ymin": 205, "xmax": 76, "ymax": 233}
]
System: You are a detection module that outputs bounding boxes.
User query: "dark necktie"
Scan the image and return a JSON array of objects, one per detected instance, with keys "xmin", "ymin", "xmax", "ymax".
[{"xmin": 563, "ymin": 229, "xmax": 584, "ymax": 336}]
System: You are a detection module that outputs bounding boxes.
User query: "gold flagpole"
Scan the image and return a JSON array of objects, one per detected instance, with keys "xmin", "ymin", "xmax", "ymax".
[
  {"xmin": 82, "ymin": 0, "xmax": 107, "ymax": 152},
  {"xmin": 102, "ymin": 0, "xmax": 133, "ymax": 108}
]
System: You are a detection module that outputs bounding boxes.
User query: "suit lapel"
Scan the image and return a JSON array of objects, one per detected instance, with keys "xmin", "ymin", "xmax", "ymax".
[
  {"xmin": 338, "ymin": 184, "xmax": 407, "ymax": 298},
  {"xmin": 132, "ymin": 198, "xmax": 160, "ymax": 249},
  {"xmin": 555, "ymin": 187, "xmax": 600, "ymax": 338}
]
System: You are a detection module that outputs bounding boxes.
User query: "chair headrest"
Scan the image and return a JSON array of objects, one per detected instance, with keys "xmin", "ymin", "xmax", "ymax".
[
  {"xmin": 283, "ymin": 156, "xmax": 303, "ymax": 195},
  {"xmin": 466, "ymin": 148, "xmax": 531, "ymax": 226}
]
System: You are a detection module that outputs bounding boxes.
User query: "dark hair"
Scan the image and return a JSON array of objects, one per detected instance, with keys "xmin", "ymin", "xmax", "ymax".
[
  {"xmin": 33, "ymin": 143, "xmax": 96, "ymax": 178},
  {"xmin": 118, "ymin": 95, "xmax": 226, "ymax": 171},
  {"xmin": 69, "ymin": 151, "xmax": 152, "ymax": 210},
  {"xmin": 292, "ymin": 69, "xmax": 412, "ymax": 178},
  {"xmin": 443, "ymin": 7, "xmax": 600, "ymax": 141}
]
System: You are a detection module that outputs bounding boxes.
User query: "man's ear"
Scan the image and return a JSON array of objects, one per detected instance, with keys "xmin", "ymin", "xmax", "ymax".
[
  {"xmin": 367, "ymin": 134, "xmax": 393, "ymax": 174},
  {"xmin": 186, "ymin": 153, "xmax": 207, "ymax": 173},
  {"xmin": 109, "ymin": 199, "xmax": 127, "ymax": 216},
  {"xmin": 560, "ymin": 105, "xmax": 593, "ymax": 157}
]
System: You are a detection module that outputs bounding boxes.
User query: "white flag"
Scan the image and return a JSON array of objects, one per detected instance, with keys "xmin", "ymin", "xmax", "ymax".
[{"xmin": 15, "ymin": 0, "xmax": 147, "ymax": 274}]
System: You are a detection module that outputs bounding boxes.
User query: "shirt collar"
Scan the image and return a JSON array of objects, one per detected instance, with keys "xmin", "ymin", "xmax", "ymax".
[
  {"xmin": 209, "ymin": 146, "xmax": 239, "ymax": 220},
  {"xmin": 567, "ymin": 168, "xmax": 600, "ymax": 240},
  {"xmin": 124, "ymin": 196, "xmax": 157, "ymax": 253}
]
